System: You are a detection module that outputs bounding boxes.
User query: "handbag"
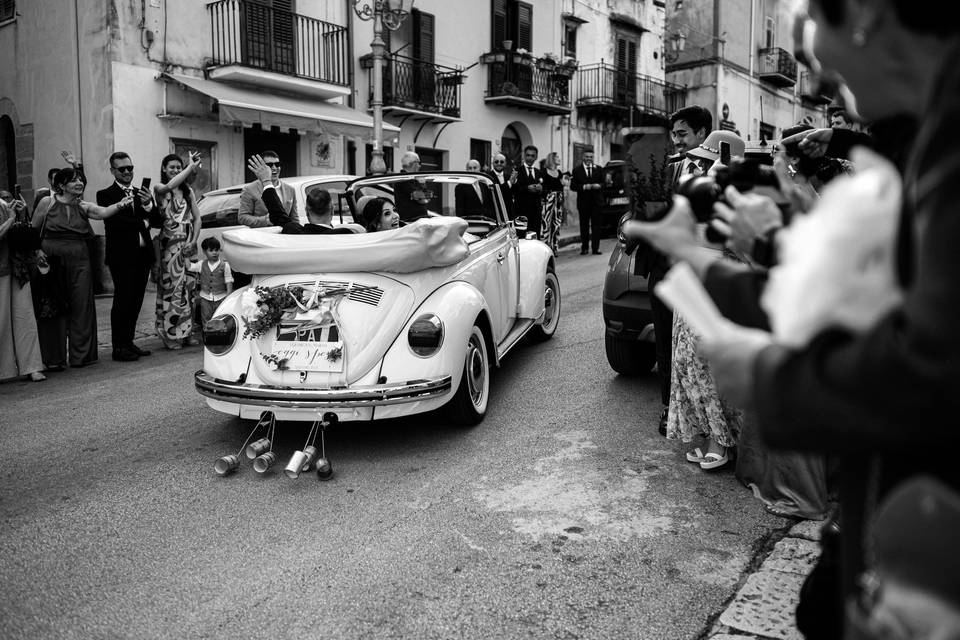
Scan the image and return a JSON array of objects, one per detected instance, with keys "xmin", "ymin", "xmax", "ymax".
[{"xmin": 30, "ymin": 204, "xmax": 69, "ymax": 319}]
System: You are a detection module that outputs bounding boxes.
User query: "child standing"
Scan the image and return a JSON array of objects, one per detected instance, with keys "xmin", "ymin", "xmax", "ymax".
[{"xmin": 188, "ymin": 237, "xmax": 233, "ymax": 332}]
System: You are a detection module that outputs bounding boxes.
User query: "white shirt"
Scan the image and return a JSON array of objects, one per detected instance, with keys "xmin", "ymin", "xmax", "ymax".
[{"xmin": 115, "ymin": 181, "xmax": 153, "ymax": 246}]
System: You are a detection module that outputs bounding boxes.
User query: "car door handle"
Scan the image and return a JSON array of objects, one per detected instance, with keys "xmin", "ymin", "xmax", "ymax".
[{"xmin": 497, "ymin": 252, "xmax": 505, "ymax": 264}]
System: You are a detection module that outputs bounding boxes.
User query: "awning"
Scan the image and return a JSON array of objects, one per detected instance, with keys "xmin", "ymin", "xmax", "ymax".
[{"xmin": 160, "ymin": 73, "xmax": 400, "ymax": 138}]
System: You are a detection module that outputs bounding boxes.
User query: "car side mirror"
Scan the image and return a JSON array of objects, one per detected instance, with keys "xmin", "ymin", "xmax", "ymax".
[{"xmin": 514, "ymin": 215, "xmax": 528, "ymax": 234}]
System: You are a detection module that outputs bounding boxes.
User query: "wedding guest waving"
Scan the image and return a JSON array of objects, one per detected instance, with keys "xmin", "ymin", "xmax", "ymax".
[
  {"xmin": 247, "ymin": 154, "xmax": 355, "ymax": 235},
  {"xmin": 152, "ymin": 151, "xmax": 201, "ymax": 350},
  {"xmin": 96, "ymin": 151, "xmax": 160, "ymax": 362},
  {"xmin": 31, "ymin": 167, "xmax": 133, "ymax": 369}
]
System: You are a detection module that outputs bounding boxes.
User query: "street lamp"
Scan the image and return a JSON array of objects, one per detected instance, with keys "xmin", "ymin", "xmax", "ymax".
[
  {"xmin": 353, "ymin": 0, "xmax": 414, "ymax": 175},
  {"xmin": 663, "ymin": 30, "xmax": 686, "ymax": 63}
]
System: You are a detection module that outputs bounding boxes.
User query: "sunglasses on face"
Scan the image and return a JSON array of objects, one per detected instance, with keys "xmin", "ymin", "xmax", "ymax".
[
  {"xmin": 114, "ymin": 166, "xmax": 134, "ymax": 173},
  {"xmin": 264, "ymin": 161, "xmax": 281, "ymax": 168}
]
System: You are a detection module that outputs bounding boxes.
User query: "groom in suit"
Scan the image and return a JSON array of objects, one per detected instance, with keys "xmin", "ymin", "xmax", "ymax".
[
  {"xmin": 96, "ymin": 151, "xmax": 161, "ymax": 362},
  {"xmin": 570, "ymin": 150, "xmax": 605, "ymax": 255}
]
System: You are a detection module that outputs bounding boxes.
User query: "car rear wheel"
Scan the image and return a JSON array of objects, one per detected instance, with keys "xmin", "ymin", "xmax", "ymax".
[
  {"xmin": 446, "ymin": 324, "xmax": 490, "ymax": 426},
  {"xmin": 605, "ymin": 334, "xmax": 656, "ymax": 376},
  {"xmin": 528, "ymin": 268, "xmax": 561, "ymax": 342}
]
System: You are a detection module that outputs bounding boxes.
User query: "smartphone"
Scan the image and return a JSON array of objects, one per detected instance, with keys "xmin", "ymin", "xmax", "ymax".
[
  {"xmin": 13, "ymin": 184, "xmax": 21, "ymax": 200},
  {"xmin": 719, "ymin": 141, "xmax": 731, "ymax": 166},
  {"xmin": 141, "ymin": 177, "xmax": 152, "ymax": 190}
]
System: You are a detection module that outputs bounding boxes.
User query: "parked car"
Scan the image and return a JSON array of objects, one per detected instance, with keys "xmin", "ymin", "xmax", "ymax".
[
  {"xmin": 195, "ymin": 174, "xmax": 359, "ymax": 246},
  {"xmin": 195, "ymin": 171, "xmax": 561, "ymax": 426},
  {"xmin": 602, "ymin": 215, "xmax": 657, "ymax": 376},
  {"xmin": 599, "ymin": 160, "xmax": 631, "ymax": 234}
]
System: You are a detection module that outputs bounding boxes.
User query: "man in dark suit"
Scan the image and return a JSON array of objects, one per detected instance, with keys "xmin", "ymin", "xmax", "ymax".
[
  {"xmin": 486, "ymin": 153, "xmax": 515, "ymax": 218},
  {"xmin": 394, "ymin": 151, "xmax": 432, "ymax": 223},
  {"xmin": 247, "ymin": 155, "xmax": 355, "ymax": 235},
  {"xmin": 96, "ymin": 151, "xmax": 160, "ymax": 362},
  {"xmin": 454, "ymin": 160, "xmax": 495, "ymax": 218},
  {"xmin": 511, "ymin": 145, "xmax": 544, "ymax": 236},
  {"xmin": 570, "ymin": 149, "xmax": 605, "ymax": 255}
]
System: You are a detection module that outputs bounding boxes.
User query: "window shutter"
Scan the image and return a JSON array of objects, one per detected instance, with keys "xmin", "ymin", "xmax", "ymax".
[
  {"xmin": 517, "ymin": 2, "xmax": 532, "ymax": 51},
  {"xmin": 0, "ymin": 0, "xmax": 15, "ymax": 21},
  {"xmin": 413, "ymin": 10, "xmax": 435, "ymax": 63},
  {"xmin": 272, "ymin": 0, "xmax": 295, "ymax": 73},
  {"xmin": 492, "ymin": 0, "xmax": 507, "ymax": 49},
  {"xmin": 616, "ymin": 37, "xmax": 627, "ymax": 70}
]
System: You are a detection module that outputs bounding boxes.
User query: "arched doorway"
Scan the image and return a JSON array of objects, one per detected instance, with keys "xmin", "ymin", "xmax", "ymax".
[
  {"xmin": 500, "ymin": 120, "xmax": 533, "ymax": 173},
  {"xmin": 0, "ymin": 115, "xmax": 16, "ymax": 192}
]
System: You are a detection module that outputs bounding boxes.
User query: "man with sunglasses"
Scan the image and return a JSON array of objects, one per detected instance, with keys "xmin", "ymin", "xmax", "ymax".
[
  {"xmin": 96, "ymin": 151, "xmax": 160, "ymax": 362},
  {"xmin": 238, "ymin": 150, "xmax": 299, "ymax": 229},
  {"xmin": 485, "ymin": 153, "xmax": 515, "ymax": 218}
]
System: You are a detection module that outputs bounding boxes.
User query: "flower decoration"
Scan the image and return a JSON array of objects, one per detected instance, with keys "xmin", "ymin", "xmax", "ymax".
[
  {"xmin": 326, "ymin": 346, "xmax": 343, "ymax": 363},
  {"xmin": 239, "ymin": 283, "xmax": 376, "ymax": 340},
  {"xmin": 261, "ymin": 353, "xmax": 289, "ymax": 371}
]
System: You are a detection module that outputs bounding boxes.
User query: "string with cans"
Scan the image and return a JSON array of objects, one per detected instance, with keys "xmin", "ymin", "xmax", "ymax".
[
  {"xmin": 214, "ymin": 410, "xmax": 275, "ymax": 476},
  {"xmin": 213, "ymin": 410, "xmax": 337, "ymax": 481}
]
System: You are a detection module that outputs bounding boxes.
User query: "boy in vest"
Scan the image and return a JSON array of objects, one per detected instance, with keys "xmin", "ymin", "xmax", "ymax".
[{"xmin": 188, "ymin": 237, "xmax": 234, "ymax": 335}]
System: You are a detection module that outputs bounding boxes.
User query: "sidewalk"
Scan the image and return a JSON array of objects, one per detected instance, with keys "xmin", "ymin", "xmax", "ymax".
[{"xmin": 94, "ymin": 280, "xmax": 164, "ymax": 354}]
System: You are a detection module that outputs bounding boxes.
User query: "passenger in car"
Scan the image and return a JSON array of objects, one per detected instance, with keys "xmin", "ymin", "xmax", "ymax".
[
  {"xmin": 247, "ymin": 155, "xmax": 355, "ymax": 235},
  {"xmin": 360, "ymin": 197, "xmax": 400, "ymax": 232}
]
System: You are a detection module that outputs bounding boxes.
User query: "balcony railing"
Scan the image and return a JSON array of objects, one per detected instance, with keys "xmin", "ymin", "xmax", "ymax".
[
  {"xmin": 368, "ymin": 54, "xmax": 462, "ymax": 119},
  {"xmin": 799, "ymin": 70, "xmax": 832, "ymax": 105},
  {"xmin": 576, "ymin": 63, "xmax": 685, "ymax": 124},
  {"xmin": 757, "ymin": 47, "xmax": 797, "ymax": 87},
  {"xmin": 207, "ymin": 0, "xmax": 349, "ymax": 86},
  {"xmin": 480, "ymin": 52, "xmax": 573, "ymax": 115}
]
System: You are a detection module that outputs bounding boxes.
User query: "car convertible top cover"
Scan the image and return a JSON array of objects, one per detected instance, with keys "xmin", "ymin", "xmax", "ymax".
[{"xmin": 221, "ymin": 216, "xmax": 472, "ymax": 274}]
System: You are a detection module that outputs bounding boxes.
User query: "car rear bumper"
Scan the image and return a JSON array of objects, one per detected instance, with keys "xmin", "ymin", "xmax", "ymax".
[{"xmin": 195, "ymin": 370, "xmax": 452, "ymax": 408}]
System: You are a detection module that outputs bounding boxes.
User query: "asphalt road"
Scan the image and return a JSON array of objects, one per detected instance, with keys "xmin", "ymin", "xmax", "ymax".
[{"xmin": 0, "ymin": 238, "xmax": 787, "ymax": 640}]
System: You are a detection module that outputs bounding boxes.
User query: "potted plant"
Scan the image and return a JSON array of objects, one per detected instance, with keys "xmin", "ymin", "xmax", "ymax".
[
  {"xmin": 537, "ymin": 53, "xmax": 559, "ymax": 72},
  {"xmin": 513, "ymin": 48, "xmax": 534, "ymax": 66}
]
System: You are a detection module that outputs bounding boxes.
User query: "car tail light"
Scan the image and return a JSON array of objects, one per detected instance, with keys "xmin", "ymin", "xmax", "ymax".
[
  {"xmin": 408, "ymin": 314, "xmax": 444, "ymax": 357},
  {"xmin": 203, "ymin": 315, "xmax": 237, "ymax": 355}
]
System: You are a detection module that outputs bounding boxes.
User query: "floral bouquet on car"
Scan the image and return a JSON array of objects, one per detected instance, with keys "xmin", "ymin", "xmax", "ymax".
[{"xmin": 239, "ymin": 282, "xmax": 376, "ymax": 340}]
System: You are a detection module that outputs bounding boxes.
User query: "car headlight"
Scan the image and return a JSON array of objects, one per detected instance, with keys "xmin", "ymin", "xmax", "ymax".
[
  {"xmin": 408, "ymin": 314, "xmax": 444, "ymax": 357},
  {"xmin": 203, "ymin": 315, "xmax": 237, "ymax": 355}
]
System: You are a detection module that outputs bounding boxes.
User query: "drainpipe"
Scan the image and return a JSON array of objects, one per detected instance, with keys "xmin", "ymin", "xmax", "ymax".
[
  {"xmin": 747, "ymin": 0, "xmax": 756, "ymax": 140},
  {"xmin": 73, "ymin": 0, "xmax": 86, "ymax": 164}
]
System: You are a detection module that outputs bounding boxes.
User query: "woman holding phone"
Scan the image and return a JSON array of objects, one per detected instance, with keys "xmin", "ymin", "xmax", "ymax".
[{"xmin": 153, "ymin": 151, "xmax": 202, "ymax": 350}]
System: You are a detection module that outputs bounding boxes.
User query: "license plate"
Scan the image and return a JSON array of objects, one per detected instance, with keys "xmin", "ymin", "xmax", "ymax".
[
  {"xmin": 272, "ymin": 340, "xmax": 344, "ymax": 372},
  {"xmin": 609, "ymin": 197, "xmax": 629, "ymax": 205}
]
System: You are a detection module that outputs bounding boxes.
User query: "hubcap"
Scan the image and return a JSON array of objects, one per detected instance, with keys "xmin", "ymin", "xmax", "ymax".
[
  {"xmin": 465, "ymin": 336, "xmax": 486, "ymax": 405},
  {"xmin": 542, "ymin": 277, "xmax": 558, "ymax": 330}
]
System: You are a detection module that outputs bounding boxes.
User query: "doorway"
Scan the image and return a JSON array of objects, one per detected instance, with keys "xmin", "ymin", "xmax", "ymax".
[{"xmin": 243, "ymin": 125, "xmax": 299, "ymax": 182}]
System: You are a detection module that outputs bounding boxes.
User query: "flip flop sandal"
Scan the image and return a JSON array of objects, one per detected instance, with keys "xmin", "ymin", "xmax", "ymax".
[
  {"xmin": 699, "ymin": 451, "xmax": 730, "ymax": 471},
  {"xmin": 685, "ymin": 447, "xmax": 706, "ymax": 463}
]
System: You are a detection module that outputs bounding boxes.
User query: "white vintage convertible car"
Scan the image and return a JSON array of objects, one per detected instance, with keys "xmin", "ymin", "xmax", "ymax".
[{"xmin": 194, "ymin": 172, "xmax": 560, "ymax": 425}]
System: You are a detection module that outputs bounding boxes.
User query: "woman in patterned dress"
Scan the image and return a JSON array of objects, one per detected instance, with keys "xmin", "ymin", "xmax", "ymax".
[
  {"xmin": 539, "ymin": 152, "xmax": 565, "ymax": 256},
  {"xmin": 153, "ymin": 152, "xmax": 201, "ymax": 350}
]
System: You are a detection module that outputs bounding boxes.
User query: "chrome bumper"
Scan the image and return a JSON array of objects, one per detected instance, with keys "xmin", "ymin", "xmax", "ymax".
[{"xmin": 195, "ymin": 370, "xmax": 452, "ymax": 408}]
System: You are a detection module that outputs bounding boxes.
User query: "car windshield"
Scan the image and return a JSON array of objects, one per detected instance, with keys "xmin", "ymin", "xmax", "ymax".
[{"xmin": 350, "ymin": 174, "xmax": 501, "ymax": 221}]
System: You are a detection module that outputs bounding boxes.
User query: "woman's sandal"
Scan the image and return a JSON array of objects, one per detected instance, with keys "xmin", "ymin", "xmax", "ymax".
[
  {"xmin": 700, "ymin": 450, "xmax": 730, "ymax": 471},
  {"xmin": 685, "ymin": 447, "xmax": 706, "ymax": 463},
  {"xmin": 29, "ymin": 372, "xmax": 47, "ymax": 382}
]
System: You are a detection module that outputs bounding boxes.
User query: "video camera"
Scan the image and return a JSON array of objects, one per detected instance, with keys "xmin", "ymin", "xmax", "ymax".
[{"xmin": 676, "ymin": 157, "xmax": 781, "ymax": 243}]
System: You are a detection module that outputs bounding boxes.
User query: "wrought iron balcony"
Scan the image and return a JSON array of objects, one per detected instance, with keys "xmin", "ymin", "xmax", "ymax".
[
  {"xmin": 575, "ymin": 63, "xmax": 686, "ymax": 125},
  {"xmin": 366, "ymin": 54, "xmax": 462, "ymax": 121},
  {"xmin": 207, "ymin": 0, "xmax": 350, "ymax": 96},
  {"xmin": 757, "ymin": 47, "xmax": 797, "ymax": 88},
  {"xmin": 480, "ymin": 51, "xmax": 573, "ymax": 116}
]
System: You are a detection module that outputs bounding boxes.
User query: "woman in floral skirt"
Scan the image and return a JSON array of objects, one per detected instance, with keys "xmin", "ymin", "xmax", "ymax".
[
  {"xmin": 540, "ymin": 152, "xmax": 566, "ymax": 256},
  {"xmin": 153, "ymin": 151, "xmax": 202, "ymax": 350}
]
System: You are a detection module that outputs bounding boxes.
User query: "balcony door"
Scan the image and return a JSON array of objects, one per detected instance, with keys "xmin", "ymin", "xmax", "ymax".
[
  {"xmin": 241, "ymin": 0, "xmax": 296, "ymax": 75},
  {"xmin": 615, "ymin": 34, "xmax": 638, "ymax": 104},
  {"xmin": 412, "ymin": 9, "xmax": 436, "ymax": 109},
  {"xmin": 491, "ymin": 0, "xmax": 533, "ymax": 97}
]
